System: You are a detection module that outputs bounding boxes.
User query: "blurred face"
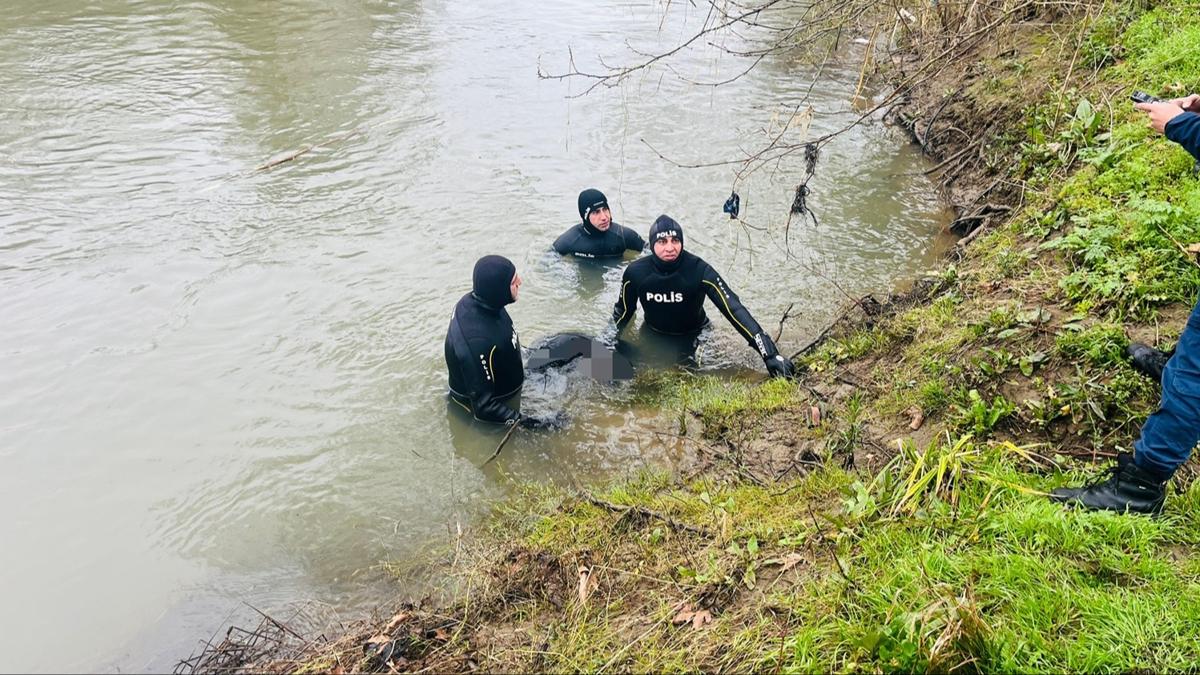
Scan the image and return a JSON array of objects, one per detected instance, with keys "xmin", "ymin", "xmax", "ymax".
[
  {"xmin": 509, "ymin": 272, "xmax": 522, "ymax": 302},
  {"xmin": 652, "ymin": 236, "xmax": 681, "ymax": 262},
  {"xmin": 587, "ymin": 206, "xmax": 611, "ymax": 232}
]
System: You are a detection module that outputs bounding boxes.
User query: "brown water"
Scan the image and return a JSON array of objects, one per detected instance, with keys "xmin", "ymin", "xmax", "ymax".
[{"xmin": 0, "ymin": 0, "xmax": 953, "ymax": 671}]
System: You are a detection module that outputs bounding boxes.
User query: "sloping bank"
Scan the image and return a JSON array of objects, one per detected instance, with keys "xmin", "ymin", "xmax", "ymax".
[{"xmin": 182, "ymin": 1, "xmax": 1200, "ymax": 672}]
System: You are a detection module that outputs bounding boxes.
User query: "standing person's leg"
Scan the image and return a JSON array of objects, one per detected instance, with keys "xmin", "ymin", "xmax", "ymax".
[
  {"xmin": 1052, "ymin": 295, "xmax": 1200, "ymax": 514},
  {"xmin": 1134, "ymin": 300, "xmax": 1200, "ymax": 476}
]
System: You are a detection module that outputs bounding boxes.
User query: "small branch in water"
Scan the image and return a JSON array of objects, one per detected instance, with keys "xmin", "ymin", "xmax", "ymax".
[
  {"xmin": 253, "ymin": 127, "xmax": 363, "ymax": 172},
  {"xmin": 481, "ymin": 422, "xmax": 520, "ymax": 467}
]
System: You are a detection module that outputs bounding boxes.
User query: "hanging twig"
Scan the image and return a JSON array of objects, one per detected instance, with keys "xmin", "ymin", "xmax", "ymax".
[{"xmin": 774, "ymin": 302, "xmax": 795, "ymax": 343}]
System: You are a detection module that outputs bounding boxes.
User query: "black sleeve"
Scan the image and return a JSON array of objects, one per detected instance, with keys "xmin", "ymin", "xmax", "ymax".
[
  {"xmin": 611, "ymin": 265, "xmax": 639, "ymax": 331},
  {"xmin": 1166, "ymin": 112, "xmax": 1200, "ymax": 161},
  {"xmin": 448, "ymin": 320, "xmax": 522, "ymax": 424},
  {"xmin": 699, "ymin": 262, "xmax": 778, "ymax": 359},
  {"xmin": 623, "ymin": 226, "xmax": 645, "ymax": 252}
]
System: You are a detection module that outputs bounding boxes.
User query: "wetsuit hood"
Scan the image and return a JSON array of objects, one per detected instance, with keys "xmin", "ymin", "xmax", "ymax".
[
  {"xmin": 648, "ymin": 214, "xmax": 685, "ymax": 274},
  {"xmin": 578, "ymin": 188, "xmax": 609, "ymax": 234},
  {"xmin": 472, "ymin": 255, "xmax": 517, "ymax": 308}
]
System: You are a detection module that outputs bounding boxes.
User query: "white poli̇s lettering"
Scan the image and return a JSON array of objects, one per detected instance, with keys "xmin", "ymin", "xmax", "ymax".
[{"xmin": 645, "ymin": 291, "xmax": 684, "ymax": 303}]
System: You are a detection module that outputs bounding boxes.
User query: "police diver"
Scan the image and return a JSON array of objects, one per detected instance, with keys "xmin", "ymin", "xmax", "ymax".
[
  {"xmin": 553, "ymin": 188, "xmax": 646, "ymax": 259},
  {"xmin": 611, "ymin": 215, "xmax": 796, "ymax": 379},
  {"xmin": 444, "ymin": 255, "xmax": 565, "ymax": 429}
]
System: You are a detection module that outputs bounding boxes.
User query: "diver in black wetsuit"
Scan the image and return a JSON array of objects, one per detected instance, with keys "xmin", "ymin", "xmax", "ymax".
[
  {"xmin": 611, "ymin": 215, "xmax": 796, "ymax": 379},
  {"xmin": 552, "ymin": 188, "xmax": 646, "ymax": 259},
  {"xmin": 444, "ymin": 255, "xmax": 563, "ymax": 428}
]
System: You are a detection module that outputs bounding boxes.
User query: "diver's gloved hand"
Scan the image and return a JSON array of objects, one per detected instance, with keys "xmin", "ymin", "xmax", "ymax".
[
  {"xmin": 518, "ymin": 410, "xmax": 571, "ymax": 431},
  {"xmin": 752, "ymin": 331, "xmax": 794, "ymax": 379},
  {"xmin": 765, "ymin": 354, "xmax": 796, "ymax": 379}
]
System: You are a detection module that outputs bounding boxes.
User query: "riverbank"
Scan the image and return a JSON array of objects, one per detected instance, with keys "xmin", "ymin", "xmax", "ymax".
[{"xmin": 182, "ymin": 1, "xmax": 1200, "ymax": 671}]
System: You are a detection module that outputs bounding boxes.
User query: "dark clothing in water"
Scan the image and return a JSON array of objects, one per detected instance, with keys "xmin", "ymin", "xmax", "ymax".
[
  {"xmin": 611, "ymin": 249, "xmax": 780, "ymax": 360},
  {"xmin": 553, "ymin": 221, "xmax": 645, "ymax": 259},
  {"xmin": 445, "ymin": 292, "xmax": 524, "ymax": 423},
  {"xmin": 445, "ymin": 255, "xmax": 523, "ymax": 424}
]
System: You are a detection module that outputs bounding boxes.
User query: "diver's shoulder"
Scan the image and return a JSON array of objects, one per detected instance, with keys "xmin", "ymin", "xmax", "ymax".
[
  {"xmin": 553, "ymin": 224, "xmax": 584, "ymax": 251},
  {"xmin": 680, "ymin": 250, "xmax": 706, "ymax": 268},
  {"xmin": 626, "ymin": 254, "xmax": 655, "ymax": 272}
]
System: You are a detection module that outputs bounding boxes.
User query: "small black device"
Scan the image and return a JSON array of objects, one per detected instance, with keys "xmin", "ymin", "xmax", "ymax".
[
  {"xmin": 1131, "ymin": 90, "xmax": 1160, "ymax": 104},
  {"xmin": 723, "ymin": 191, "xmax": 740, "ymax": 219}
]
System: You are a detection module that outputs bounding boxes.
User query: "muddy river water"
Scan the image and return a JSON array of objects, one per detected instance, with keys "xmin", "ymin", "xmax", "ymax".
[{"xmin": 0, "ymin": 0, "xmax": 953, "ymax": 671}]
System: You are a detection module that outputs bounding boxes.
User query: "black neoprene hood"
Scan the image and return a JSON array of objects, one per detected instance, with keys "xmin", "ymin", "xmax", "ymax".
[
  {"xmin": 471, "ymin": 255, "xmax": 516, "ymax": 307},
  {"xmin": 577, "ymin": 188, "xmax": 609, "ymax": 224},
  {"xmin": 649, "ymin": 215, "xmax": 685, "ymax": 248},
  {"xmin": 648, "ymin": 215, "xmax": 685, "ymax": 272}
]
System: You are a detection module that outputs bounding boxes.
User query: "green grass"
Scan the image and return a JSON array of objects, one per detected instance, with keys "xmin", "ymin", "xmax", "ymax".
[
  {"xmin": 482, "ymin": 441, "xmax": 1200, "ymax": 673},
  {"xmin": 1054, "ymin": 321, "xmax": 1129, "ymax": 368},
  {"xmin": 1025, "ymin": 1, "xmax": 1200, "ymax": 320}
]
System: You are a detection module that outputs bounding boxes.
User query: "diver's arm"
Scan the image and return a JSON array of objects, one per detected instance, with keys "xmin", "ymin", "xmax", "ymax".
[
  {"xmin": 700, "ymin": 263, "xmax": 795, "ymax": 378},
  {"xmin": 1165, "ymin": 111, "xmax": 1200, "ymax": 161},
  {"xmin": 467, "ymin": 356, "xmax": 523, "ymax": 424},
  {"xmin": 611, "ymin": 267, "xmax": 639, "ymax": 333},
  {"xmin": 699, "ymin": 263, "xmax": 768, "ymax": 351},
  {"xmin": 450, "ymin": 330, "xmax": 523, "ymax": 424},
  {"xmin": 552, "ymin": 227, "xmax": 578, "ymax": 255},
  {"xmin": 623, "ymin": 226, "xmax": 646, "ymax": 252}
]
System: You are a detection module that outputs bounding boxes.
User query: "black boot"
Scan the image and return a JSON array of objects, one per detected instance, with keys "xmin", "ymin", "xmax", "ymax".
[
  {"xmin": 1050, "ymin": 453, "xmax": 1168, "ymax": 515},
  {"xmin": 1126, "ymin": 342, "xmax": 1172, "ymax": 384}
]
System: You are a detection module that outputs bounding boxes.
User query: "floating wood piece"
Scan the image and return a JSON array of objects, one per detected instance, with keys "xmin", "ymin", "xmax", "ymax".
[{"xmin": 480, "ymin": 422, "xmax": 519, "ymax": 467}]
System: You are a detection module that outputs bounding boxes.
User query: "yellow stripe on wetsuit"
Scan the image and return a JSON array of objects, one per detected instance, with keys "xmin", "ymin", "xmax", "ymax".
[
  {"xmin": 702, "ymin": 279, "xmax": 754, "ymax": 340},
  {"xmin": 614, "ymin": 280, "xmax": 632, "ymax": 324}
]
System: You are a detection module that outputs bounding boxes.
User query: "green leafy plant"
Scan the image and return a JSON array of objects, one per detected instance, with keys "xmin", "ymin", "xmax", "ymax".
[{"xmin": 952, "ymin": 389, "xmax": 1016, "ymax": 437}]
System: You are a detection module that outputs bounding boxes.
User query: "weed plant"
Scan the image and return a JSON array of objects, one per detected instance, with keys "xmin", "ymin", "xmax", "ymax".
[{"xmin": 483, "ymin": 437, "xmax": 1200, "ymax": 672}]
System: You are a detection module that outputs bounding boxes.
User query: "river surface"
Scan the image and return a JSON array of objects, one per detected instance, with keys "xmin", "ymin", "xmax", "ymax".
[{"xmin": 0, "ymin": 0, "xmax": 953, "ymax": 671}]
